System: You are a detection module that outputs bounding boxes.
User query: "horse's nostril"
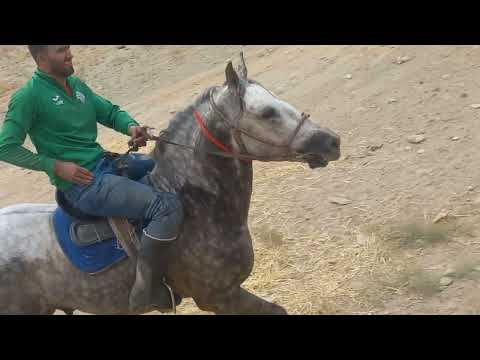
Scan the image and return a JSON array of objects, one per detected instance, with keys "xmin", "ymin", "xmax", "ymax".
[{"xmin": 330, "ymin": 137, "xmax": 340, "ymax": 151}]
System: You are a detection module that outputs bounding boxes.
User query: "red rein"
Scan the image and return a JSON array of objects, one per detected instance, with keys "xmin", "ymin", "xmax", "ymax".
[{"xmin": 193, "ymin": 110, "xmax": 252, "ymax": 164}]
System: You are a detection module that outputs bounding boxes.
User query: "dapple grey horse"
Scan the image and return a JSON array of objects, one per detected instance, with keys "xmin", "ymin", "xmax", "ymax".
[{"xmin": 0, "ymin": 54, "xmax": 341, "ymax": 315}]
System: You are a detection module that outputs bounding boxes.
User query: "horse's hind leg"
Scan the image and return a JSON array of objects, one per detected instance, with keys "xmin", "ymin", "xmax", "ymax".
[{"xmin": 194, "ymin": 287, "xmax": 287, "ymax": 315}]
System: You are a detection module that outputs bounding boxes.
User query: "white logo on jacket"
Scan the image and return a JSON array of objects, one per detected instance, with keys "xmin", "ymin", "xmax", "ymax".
[
  {"xmin": 75, "ymin": 91, "xmax": 86, "ymax": 104},
  {"xmin": 52, "ymin": 95, "xmax": 64, "ymax": 106}
]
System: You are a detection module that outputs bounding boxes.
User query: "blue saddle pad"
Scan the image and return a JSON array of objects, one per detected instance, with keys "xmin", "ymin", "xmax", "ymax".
[{"xmin": 52, "ymin": 208, "xmax": 128, "ymax": 274}]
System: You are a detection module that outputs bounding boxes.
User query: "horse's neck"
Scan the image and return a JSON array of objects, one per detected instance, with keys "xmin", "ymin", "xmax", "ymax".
[{"xmin": 151, "ymin": 99, "xmax": 253, "ymax": 222}]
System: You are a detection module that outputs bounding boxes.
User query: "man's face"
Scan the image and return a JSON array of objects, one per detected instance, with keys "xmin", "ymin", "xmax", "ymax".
[{"xmin": 40, "ymin": 45, "xmax": 74, "ymax": 77}]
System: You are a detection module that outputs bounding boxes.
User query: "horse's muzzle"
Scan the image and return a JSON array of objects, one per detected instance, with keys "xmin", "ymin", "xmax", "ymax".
[{"xmin": 299, "ymin": 128, "xmax": 341, "ymax": 169}]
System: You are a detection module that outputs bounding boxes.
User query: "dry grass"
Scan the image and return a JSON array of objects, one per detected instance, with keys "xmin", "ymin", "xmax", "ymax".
[
  {"xmin": 248, "ymin": 229, "xmax": 398, "ymax": 313},
  {"xmin": 383, "ymin": 222, "xmax": 450, "ymax": 248},
  {"xmin": 397, "ymin": 268, "xmax": 442, "ymax": 297},
  {"xmin": 0, "ymin": 81, "xmax": 14, "ymax": 97},
  {"xmin": 451, "ymin": 257, "xmax": 480, "ymax": 280},
  {"xmin": 463, "ymin": 293, "xmax": 480, "ymax": 315},
  {"xmin": 0, "ymin": 82, "xmax": 8, "ymax": 94},
  {"xmin": 388, "ymin": 256, "xmax": 480, "ymax": 300},
  {"xmin": 234, "ymin": 162, "xmax": 402, "ymax": 314},
  {"xmin": 466, "ymin": 309, "xmax": 480, "ymax": 315}
]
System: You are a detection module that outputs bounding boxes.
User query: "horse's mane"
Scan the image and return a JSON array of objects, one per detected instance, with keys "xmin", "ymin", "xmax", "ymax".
[
  {"xmin": 150, "ymin": 85, "xmax": 222, "ymax": 167},
  {"xmin": 164, "ymin": 79, "xmax": 262, "ymax": 134},
  {"xmin": 166, "ymin": 86, "xmax": 218, "ymax": 134}
]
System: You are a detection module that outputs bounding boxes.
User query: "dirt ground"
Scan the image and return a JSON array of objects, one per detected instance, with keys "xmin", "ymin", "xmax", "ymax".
[{"xmin": 1, "ymin": 45, "xmax": 480, "ymax": 315}]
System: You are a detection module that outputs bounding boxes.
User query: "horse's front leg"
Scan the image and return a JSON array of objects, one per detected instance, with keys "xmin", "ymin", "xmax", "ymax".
[{"xmin": 194, "ymin": 287, "xmax": 287, "ymax": 315}]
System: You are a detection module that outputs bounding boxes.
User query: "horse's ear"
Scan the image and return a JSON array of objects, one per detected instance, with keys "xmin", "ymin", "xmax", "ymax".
[
  {"xmin": 225, "ymin": 61, "xmax": 240, "ymax": 91},
  {"xmin": 236, "ymin": 51, "xmax": 248, "ymax": 79}
]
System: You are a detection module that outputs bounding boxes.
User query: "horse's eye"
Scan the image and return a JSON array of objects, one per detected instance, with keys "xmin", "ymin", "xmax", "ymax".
[{"xmin": 260, "ymin": 107, "xmax": 279, "ymax": 119}]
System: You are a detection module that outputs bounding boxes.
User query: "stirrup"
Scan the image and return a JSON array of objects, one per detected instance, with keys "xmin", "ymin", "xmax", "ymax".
[{"xmin": 152, "ymin": 278, "xmax": 177, "ymax": 314}]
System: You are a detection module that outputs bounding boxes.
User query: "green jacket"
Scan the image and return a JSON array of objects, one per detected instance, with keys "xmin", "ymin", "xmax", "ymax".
[{"xmin": 0, "ymin": 69, "xmax": 139, "ymax": 191}]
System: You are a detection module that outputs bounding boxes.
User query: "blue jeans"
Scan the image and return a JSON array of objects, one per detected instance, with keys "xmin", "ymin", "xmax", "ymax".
[{"xmin": 63, "ymin": 153, "xmax": 184, "ymax": 240}]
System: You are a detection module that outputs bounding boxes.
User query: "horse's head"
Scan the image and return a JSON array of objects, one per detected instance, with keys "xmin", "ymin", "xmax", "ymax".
[{"xmin": 211, "ymin": 53, "xmax": 341, "ymax": 169}]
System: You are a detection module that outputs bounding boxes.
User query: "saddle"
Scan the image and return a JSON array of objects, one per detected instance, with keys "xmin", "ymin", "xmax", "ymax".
[{"xmin": 55, "ymin": 152, "xmax": 141, "ymax": 259}]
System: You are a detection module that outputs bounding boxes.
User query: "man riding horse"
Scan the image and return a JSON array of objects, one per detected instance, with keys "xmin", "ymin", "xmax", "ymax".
[{"xmin": 0, "ymin": 45, "xmax": 183, "ymax": 312}]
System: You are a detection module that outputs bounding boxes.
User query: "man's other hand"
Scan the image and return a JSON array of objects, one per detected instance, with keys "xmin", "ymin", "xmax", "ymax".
[{"xmin": 54, "ymin": 161, "xmax": 94, "ymax": 186}]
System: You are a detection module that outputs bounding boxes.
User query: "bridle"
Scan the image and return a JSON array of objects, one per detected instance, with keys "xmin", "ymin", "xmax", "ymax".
[
  {"xmin": 131, "ymin": 85, "xmax": 310, "ymax": 163},
  {"xmin": 205, "ymin": 86, "xmax": 310, "ymax": 162}
]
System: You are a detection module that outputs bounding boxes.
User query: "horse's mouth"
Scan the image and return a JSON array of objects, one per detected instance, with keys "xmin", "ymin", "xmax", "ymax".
[{"xmin": 305, "ymin": 155, "xmax": 329, "ymax": 169}]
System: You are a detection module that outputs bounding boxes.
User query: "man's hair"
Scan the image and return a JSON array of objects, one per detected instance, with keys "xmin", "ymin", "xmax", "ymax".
[{"xmin": 27, "ymin": 45, "xmax": 48, "ymax": 63}]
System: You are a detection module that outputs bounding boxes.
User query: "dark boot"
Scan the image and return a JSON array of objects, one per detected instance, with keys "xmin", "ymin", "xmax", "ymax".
[{"xmin": 129, "ymin": 233, "xmax": 179, "ymax": 313}]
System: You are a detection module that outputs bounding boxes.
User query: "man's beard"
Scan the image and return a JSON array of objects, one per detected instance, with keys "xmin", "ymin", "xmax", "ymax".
[{"xmin": 52, "ymin": 63, "xmax": 75, "ymax": 77}]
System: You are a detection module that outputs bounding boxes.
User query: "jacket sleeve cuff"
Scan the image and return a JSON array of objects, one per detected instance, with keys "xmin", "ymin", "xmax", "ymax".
[{"xmin": 40, "ymin": 156, "xmax": 56, "ymax": 178}]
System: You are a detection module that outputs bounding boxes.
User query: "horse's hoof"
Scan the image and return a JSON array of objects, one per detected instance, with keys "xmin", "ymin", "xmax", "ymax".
[
  {"xmin": 267, "ymin": 304, "xmax": 288, "ymax": 315},
  {"xmin": 62, "ymin": 308, "xmax": 75, "ymax": 315},
  {"xmin": 273, "ymin": 307, "xmax": 288, "ymax": 315}
]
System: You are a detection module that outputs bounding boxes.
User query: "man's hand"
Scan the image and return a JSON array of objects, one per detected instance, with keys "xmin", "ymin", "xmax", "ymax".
[
  {"xmin": 128, "ymin": 125, "xmax": 149, "ymax": 150},
  {"xmin": 54, "ymin": 161, "xmax": 94, "ymax": 186}
]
